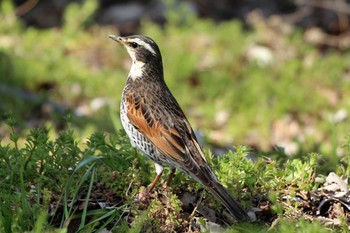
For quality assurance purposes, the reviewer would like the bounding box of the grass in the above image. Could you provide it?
[0,0,349,232]
[1,120,348,232]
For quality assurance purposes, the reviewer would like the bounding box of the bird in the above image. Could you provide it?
[109,34,249,221]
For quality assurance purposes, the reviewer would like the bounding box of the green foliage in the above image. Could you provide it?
[338,135,350,176]
[268,218,332,233]
[142,192,184,232]
[0,0,350,232]
[213,146,319,207]
[0,124,79,231]
[0,116,152,232]
[0,117,348,232]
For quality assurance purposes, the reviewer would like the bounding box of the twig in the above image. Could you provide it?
[15,0,39,17]
[187,190,205,233]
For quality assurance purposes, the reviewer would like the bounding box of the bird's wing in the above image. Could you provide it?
[125,92,212,182]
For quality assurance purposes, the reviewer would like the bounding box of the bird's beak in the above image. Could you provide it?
[109,35,124,44]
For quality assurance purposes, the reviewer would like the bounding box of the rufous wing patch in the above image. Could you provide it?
[125,92,212,183]
[126,93,187,162]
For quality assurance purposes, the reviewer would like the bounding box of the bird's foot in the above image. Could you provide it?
[161,182,172,192]
[135,187,153,209]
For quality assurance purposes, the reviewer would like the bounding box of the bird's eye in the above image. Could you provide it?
[130,42,138,48]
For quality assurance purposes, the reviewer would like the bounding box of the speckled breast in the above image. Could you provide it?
[120,94,163,165]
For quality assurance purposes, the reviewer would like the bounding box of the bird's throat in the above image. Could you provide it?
[128,60,145,80]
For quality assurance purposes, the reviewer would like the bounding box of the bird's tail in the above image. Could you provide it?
[207,181,249,221]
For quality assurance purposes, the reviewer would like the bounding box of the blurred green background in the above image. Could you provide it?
[1,0,350,232]
[2,0,350,171]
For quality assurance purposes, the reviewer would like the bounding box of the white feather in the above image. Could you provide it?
[123,37,155,79]
[154,163,164,175]
[128,60,145,79]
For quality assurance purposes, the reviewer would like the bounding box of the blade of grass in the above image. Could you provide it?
[33,208,47,233]
[62,156,103,226]
[63,155,102,220]
[78,205,127,232]
[94,206,127,232]
[78,167,95,230]
[63,163,95,226]
[75,156,103,171]
[19,168,32,228]
[101,157,119,171]
[0,199,13,233]
[49,186,64,226]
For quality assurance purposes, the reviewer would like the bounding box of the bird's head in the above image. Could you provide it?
[109,35,163,80]
[109,35,162,64]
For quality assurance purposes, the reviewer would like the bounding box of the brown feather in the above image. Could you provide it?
[114,34,249,221]
[126,93,186,162]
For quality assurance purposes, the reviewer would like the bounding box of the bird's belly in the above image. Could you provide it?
[120,102,164,164]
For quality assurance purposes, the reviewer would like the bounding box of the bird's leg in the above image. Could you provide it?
[148,163,163,193]
[148,174,161,193]
[166,167,176,188]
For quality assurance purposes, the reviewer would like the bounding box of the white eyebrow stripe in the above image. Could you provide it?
[129,38,156,55]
